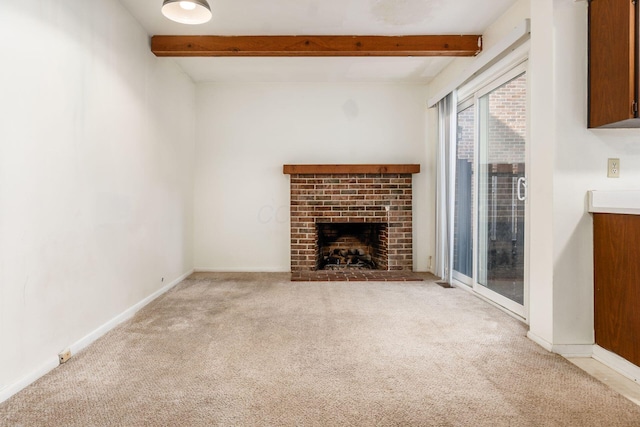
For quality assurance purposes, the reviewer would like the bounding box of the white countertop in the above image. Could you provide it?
[588,190,640,215]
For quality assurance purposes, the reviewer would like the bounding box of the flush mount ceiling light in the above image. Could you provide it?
[162,0,212,25]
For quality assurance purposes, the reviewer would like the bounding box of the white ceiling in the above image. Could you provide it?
[118,0,519,83]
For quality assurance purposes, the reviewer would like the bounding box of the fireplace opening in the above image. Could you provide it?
[316,223,388,270]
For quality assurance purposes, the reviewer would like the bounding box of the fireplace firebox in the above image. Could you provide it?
[316,222,387,270]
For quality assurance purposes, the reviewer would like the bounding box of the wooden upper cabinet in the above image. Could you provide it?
[589,0,638,128]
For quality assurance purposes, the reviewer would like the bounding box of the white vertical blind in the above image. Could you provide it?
[435,92,457,282]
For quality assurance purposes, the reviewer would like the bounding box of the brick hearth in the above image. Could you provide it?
[284,164,420,276]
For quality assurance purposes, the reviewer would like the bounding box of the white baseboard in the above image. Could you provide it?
[526,331,553,352]
[0,269,193,404]
[68,269,193,355]
[526,339,640,384]
[0,357,59,404]
[593,345,640,383]
[551,344,594,358]
[526,332,593,358]
[194,267,289,273]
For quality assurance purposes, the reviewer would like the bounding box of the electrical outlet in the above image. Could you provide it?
[608,158,620,178]
[58,349,72,364]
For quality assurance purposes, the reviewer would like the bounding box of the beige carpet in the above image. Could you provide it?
[2,273,640,426]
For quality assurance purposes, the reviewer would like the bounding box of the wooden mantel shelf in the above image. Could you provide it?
[283,164,420,175]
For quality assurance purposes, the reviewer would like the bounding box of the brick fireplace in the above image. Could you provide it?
[284,164,420,276]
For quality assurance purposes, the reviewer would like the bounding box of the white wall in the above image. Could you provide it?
[194,83,431,272]
[0,0,195,398]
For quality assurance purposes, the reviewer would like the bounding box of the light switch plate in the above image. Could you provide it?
[608,158,620,178]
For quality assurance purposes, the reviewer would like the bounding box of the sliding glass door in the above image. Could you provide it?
[475,68,527,316]
[453,63,528,318]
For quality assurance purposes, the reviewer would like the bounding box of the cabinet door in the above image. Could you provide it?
[594,214,640,367]
[589,0,636,128]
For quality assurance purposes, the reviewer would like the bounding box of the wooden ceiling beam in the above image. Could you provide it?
[151,35,482,57]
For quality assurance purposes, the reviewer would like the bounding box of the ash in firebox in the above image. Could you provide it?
[320,248,377,270]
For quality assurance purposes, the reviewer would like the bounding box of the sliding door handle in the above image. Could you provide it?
[517,177,527,202]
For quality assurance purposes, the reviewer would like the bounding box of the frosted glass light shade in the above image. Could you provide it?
[162,0,212,25]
